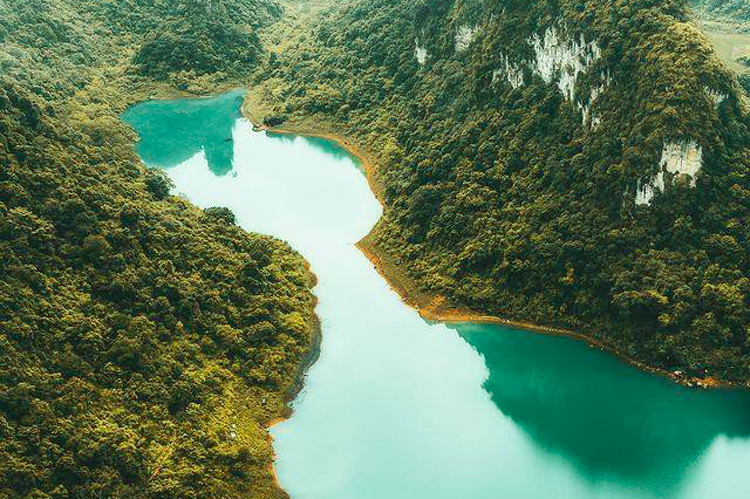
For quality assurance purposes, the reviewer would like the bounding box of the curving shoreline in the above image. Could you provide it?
[242,104,750,496]
[263,264,322,499]
[234,101,750,499]
[248,114,749,392]
[356,234,730,388]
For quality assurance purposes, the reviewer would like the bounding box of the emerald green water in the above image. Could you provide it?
[123,91,750,499]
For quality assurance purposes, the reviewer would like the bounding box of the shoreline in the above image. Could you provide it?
[264,265,322,498]
[241,100,749,495]
[262,126,384,201]
[265,417,287,497]
[248,111,748,392]
[356,233,733,390]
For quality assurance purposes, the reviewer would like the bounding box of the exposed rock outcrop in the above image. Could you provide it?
[635,141,703,206]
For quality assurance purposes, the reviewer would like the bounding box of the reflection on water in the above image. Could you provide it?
[124,90,750,499]
[122,89,244,175]
[455,323,750,491]
[268,132,298,144]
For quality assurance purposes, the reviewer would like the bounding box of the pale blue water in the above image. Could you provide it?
[124,91,750,499]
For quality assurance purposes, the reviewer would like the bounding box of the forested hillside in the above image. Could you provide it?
[125,0,281,80]
[254,0,750,383]
[4,0,750,496]
[1,1,317,498]
[1,0,281,91]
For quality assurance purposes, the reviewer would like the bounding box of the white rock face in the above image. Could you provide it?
[491,25,607,125]
[578,71,611,127]
[635,140,703,206]
[530,27,602,101]
[492,55,524,89]
[661,140,702,186]
[634,182,654,206]
[704,86,727,107]
[455,25,480,52]
[635,173,665,206]
[415,39,429,65]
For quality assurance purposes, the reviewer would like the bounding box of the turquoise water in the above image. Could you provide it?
[123,91,750,499]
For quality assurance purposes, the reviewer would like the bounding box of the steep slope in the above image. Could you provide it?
[122,0,282,80]
[0,0,282,91]
[1,1,316,498]
[255,0,750,383]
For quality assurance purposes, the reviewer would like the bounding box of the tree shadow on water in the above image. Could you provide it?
[265,132,297,144]
[265,133,357,162]
[301,136,351,160]
[450,322,750,493]
[121,89,244,176]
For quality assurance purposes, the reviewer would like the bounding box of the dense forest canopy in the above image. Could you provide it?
[1,1,315,498]
[253,0,750,382]
[0,0,281,93]
[4,0,750,496]
[126,0,283,79]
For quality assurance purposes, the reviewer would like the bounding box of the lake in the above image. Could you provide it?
[123,90,750,499]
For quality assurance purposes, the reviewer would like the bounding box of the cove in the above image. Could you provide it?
[123,91,750,499]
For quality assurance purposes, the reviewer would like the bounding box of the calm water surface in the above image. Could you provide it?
[123,90,750,499]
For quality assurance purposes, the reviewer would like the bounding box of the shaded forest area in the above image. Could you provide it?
[254,0,750,383]
[1,1,316,498]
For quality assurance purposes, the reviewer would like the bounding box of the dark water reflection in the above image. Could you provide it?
[124,90,750,499]
[122,89,244,176]
[267,133,357,162]
[455,322,750,491]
